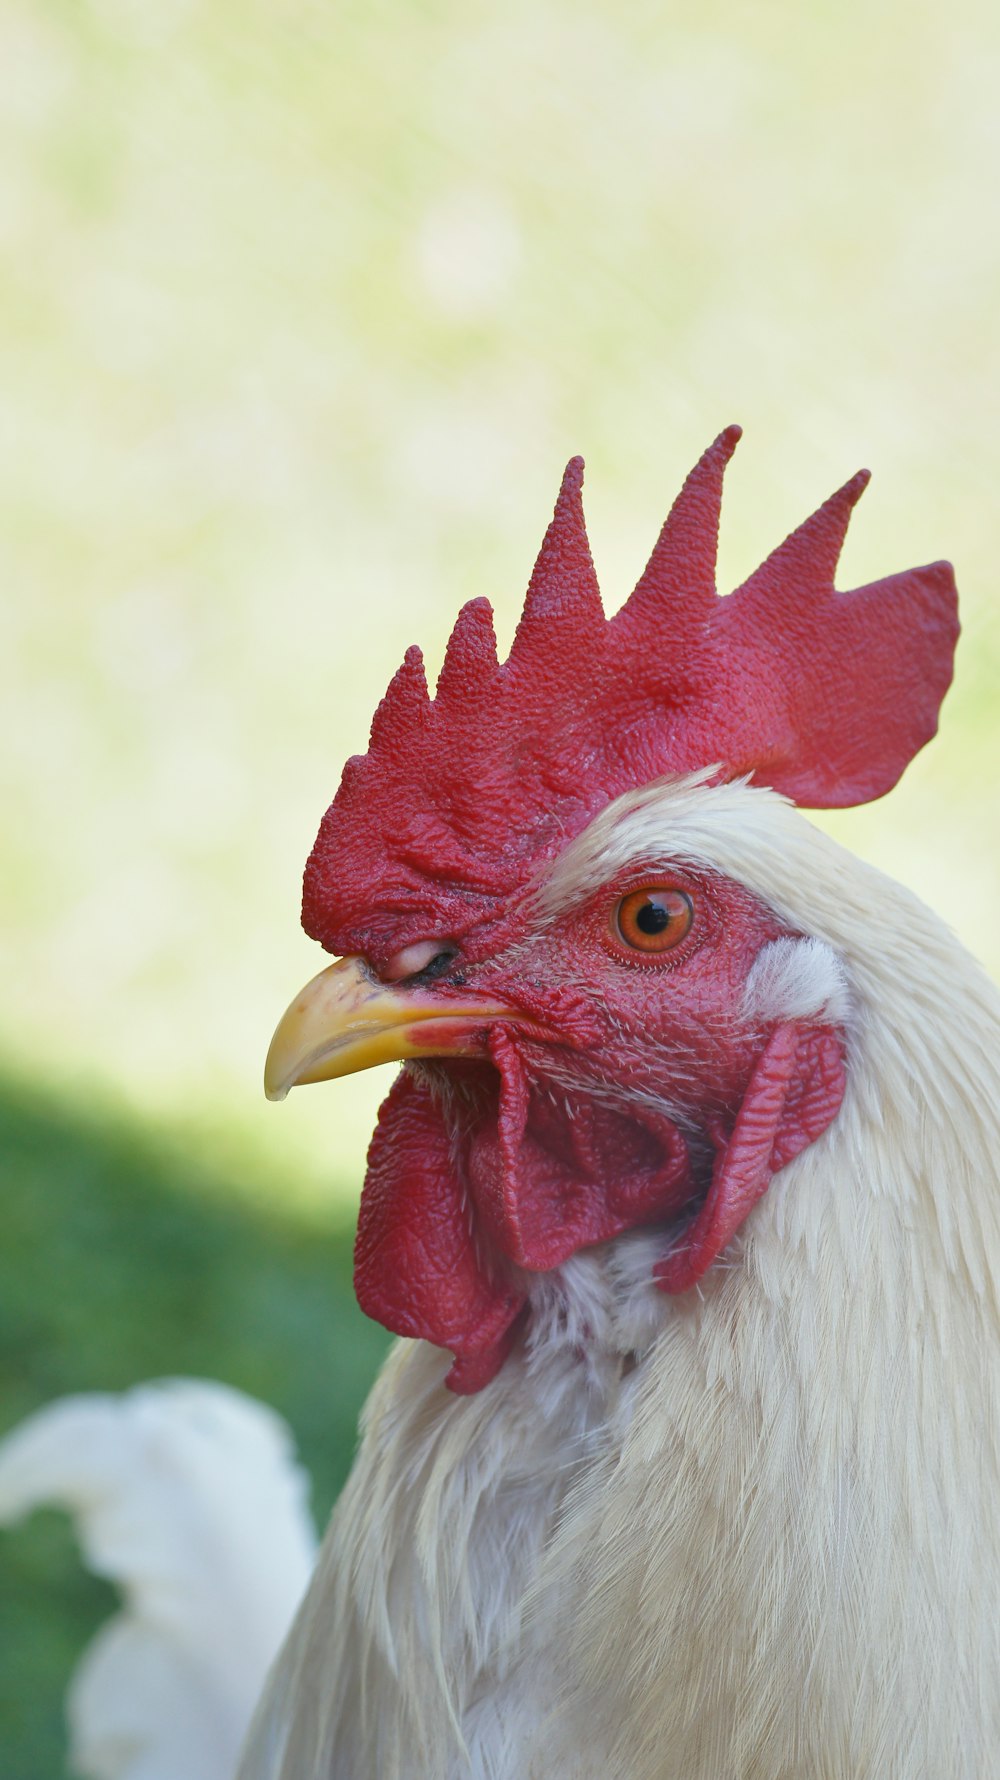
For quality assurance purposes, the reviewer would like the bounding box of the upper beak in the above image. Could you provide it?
[264,955,514,1102]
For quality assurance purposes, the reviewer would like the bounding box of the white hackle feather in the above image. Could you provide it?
[238,773,1000,1780]
[0,1380,317,1780]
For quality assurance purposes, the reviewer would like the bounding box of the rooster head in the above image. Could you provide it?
[265,429,958,1391]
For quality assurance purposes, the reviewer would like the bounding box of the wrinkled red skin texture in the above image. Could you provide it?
[301,432,957,1390]
[352,866,847,1390]
[653,1023,846,1295]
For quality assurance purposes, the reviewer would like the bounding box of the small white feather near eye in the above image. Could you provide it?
[742,935,852,1029]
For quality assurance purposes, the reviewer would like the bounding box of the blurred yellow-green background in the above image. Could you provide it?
[1,1,999,1773]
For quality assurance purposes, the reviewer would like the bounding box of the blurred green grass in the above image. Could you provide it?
[0,1074,390,1780]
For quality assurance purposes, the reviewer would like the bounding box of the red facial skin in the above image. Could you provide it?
[351,865,846,1392]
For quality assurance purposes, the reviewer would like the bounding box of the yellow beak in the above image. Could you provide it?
[264,955,513,1102]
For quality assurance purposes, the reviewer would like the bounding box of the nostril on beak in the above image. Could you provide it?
[381,940,457,983]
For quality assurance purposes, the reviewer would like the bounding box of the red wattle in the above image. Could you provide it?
[354,1070,526,1385]
[355,1043,696,1389]
[467,1030,694,1271]
[655,1023,846,1294]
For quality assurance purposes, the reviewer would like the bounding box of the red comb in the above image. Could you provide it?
[303,429,958,952]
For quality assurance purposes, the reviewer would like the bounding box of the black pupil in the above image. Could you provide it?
[636,898,671,935]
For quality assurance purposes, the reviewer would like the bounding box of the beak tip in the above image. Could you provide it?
[263,1061,292,1102]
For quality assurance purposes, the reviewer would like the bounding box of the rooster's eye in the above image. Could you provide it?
[614,887,694,955]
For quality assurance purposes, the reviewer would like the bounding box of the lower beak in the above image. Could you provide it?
[264,955,513,1102]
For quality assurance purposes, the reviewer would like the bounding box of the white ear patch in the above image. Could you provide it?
[742,935,851,1029]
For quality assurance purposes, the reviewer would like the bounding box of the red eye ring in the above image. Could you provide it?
[614,887,694,955]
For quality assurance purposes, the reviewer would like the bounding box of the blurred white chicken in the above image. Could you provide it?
[0,1382,315,1780]
[4,430,998,1780]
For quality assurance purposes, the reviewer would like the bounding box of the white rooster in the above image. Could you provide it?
[4,428,999,1780]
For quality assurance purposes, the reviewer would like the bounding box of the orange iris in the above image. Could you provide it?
[614,887,694,955]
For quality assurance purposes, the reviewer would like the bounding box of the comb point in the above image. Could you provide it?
[508,451,603,672]
[436,599,499,707]
[368,644,429,751]
[621,423,741,636]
